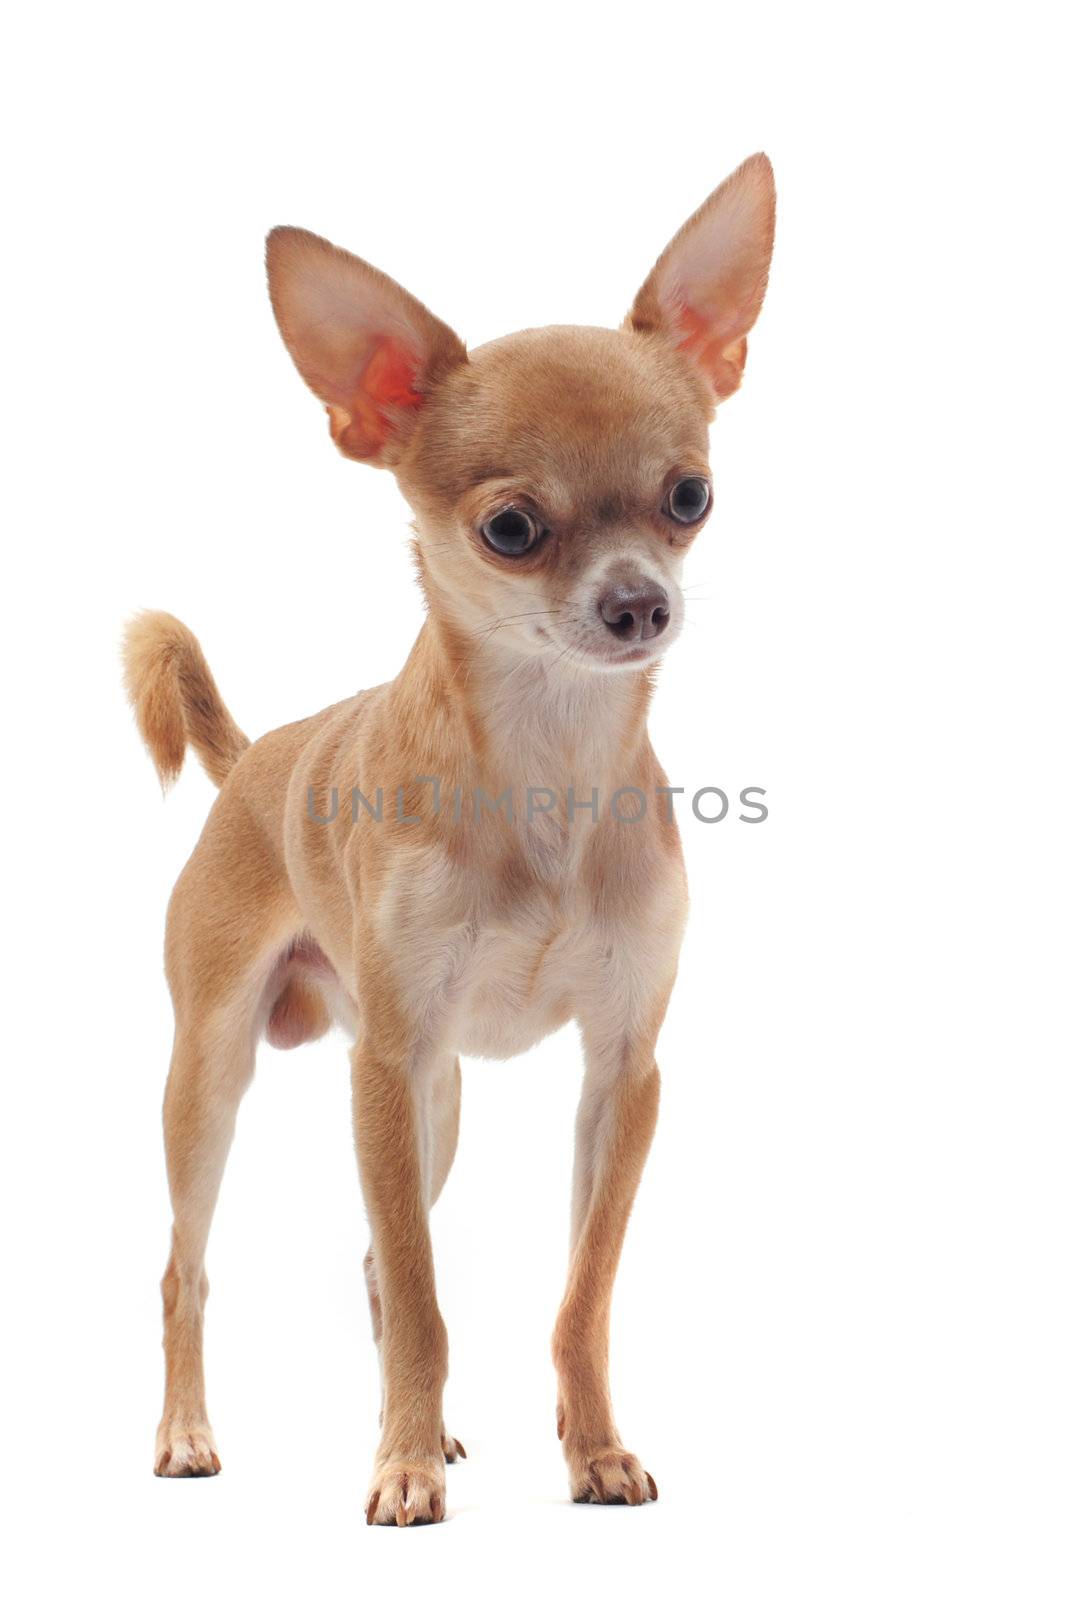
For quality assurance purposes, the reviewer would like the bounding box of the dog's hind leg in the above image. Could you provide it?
[152,812,296,1477]
[154,1008,258,1476]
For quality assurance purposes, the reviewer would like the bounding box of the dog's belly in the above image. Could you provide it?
[450,923,577,1061]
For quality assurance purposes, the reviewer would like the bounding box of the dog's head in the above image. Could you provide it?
[267,155,774,674]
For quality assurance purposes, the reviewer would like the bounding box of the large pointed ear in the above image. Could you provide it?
[265,227,467,465]
[627,153,775,403]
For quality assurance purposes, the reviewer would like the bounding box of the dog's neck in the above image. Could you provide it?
[397,610,655,801]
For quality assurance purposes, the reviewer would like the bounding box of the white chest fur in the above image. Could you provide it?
[373,841,586,1061]
[371,829,684,1065]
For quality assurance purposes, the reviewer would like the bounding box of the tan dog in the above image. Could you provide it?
[124,153,775,1524]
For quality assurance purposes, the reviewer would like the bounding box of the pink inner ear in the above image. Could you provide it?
[677,302,713,364]
[363,339,421,411]
[674,301,746,398]
[338,337,423,458]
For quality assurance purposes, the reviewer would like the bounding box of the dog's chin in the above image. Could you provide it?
[531,632,675,675]
[578,643,669,674]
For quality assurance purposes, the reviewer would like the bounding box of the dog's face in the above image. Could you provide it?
[397,325,713,673]
[267,155,774,675]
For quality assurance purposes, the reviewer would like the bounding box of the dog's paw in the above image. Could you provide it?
[154,1420,221,1477]
[441,1427,467,1465]
[569,1446,657,1506]
[366,1458,445,1526]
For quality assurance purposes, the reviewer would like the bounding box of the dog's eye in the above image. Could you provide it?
[665,477,711,524]
[481,507,542,556]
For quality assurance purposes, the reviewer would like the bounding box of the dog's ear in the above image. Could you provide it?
[266,227,467,465]
[627,154,775,403]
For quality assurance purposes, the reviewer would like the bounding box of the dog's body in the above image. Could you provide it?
[125,156,775,1524]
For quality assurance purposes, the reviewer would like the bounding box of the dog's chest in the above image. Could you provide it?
[377,842,592,1061]
[450,913,581,1059]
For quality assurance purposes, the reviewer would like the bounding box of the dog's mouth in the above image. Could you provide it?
[531,623,676,673]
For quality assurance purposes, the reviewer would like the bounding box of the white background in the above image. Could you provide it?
[3,3,1064,1596]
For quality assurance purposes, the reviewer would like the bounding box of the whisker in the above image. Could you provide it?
[471,608,564,642]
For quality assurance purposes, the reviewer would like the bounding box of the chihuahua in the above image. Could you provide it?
[124,153,775,1524]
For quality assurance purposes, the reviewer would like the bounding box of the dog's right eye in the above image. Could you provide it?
[480,507,542,556]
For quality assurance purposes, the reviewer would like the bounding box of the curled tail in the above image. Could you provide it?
[123,611,250,789]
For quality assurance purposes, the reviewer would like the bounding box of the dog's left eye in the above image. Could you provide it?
[481,507,542,556]
[665,476,712,524]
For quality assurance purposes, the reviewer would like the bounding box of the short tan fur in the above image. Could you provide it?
[125,154,775,1523]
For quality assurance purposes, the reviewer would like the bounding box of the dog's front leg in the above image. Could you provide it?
[352,1035,449,1526]
[551,1005,667,1506]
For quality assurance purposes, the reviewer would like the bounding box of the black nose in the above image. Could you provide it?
[598,580,671,642]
